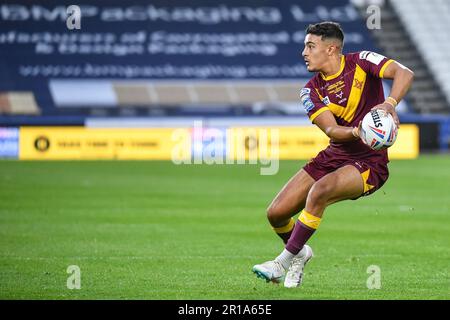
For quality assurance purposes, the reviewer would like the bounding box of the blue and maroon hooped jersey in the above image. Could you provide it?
[300,51,394,161]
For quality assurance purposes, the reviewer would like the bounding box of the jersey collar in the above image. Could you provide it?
[320,55,345,81]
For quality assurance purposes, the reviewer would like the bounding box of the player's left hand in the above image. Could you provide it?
[371,103,400,128]
[352,121,364,142]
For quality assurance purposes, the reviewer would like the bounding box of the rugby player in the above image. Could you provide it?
[252,21,414,288]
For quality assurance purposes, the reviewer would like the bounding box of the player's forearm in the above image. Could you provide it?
[325,125,358,142]
[386,66,414,104]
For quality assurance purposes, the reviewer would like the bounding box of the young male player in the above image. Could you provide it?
[252,21,414,288]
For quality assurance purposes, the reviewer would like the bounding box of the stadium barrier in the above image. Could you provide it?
[400,114,450,152]
[0,125,420,160]
[19,127,191,160]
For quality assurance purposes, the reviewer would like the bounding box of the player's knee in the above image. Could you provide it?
[308,181,333,206]
[266,203,284,225]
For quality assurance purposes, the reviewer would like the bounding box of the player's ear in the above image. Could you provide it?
[326,44,336,56]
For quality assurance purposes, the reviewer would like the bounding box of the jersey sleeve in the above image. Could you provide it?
[300,82,329,123]
[354,51,394,79]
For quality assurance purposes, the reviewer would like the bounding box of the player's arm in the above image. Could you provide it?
[313,109,359,143]
[373,61,414,127]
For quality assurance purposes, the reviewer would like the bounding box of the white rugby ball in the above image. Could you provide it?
[360,109,398,150]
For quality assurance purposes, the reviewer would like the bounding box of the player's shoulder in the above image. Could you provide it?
[347,51,388,65]
[345,51,366,63]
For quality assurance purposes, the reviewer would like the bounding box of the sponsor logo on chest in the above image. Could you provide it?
[327,80,345,95]
[326,80,348,105]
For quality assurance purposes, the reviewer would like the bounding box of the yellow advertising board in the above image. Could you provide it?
[19,127,191,160]
[387,124,419,159]
[228,127,329,160]
[18,124,418,160]
[228,124,419,160]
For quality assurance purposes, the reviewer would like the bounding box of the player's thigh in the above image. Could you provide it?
[307,165,364,208]
[267,169,315,225]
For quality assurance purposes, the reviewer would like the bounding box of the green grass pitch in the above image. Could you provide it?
[0,155,449,299]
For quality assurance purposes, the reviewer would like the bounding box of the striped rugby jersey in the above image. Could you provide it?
[300,51,394,160]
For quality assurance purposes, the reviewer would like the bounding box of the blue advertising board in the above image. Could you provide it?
[0,127,19,158]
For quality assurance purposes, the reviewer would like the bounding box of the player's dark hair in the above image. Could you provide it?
[306,21,344,45]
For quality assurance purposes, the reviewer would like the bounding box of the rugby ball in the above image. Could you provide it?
[360,109,398,150]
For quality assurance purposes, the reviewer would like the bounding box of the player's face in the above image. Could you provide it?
[302,34,330,72]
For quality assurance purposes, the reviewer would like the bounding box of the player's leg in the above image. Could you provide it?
[253,164,364,285]
[266,169,315,244]
[281,164,364,287]
[285,164,363,255]
[252,169,315,283]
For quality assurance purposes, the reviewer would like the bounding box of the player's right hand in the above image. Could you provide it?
[371,103,400,128]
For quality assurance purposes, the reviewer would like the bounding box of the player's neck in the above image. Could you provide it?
[320,54,343,78]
